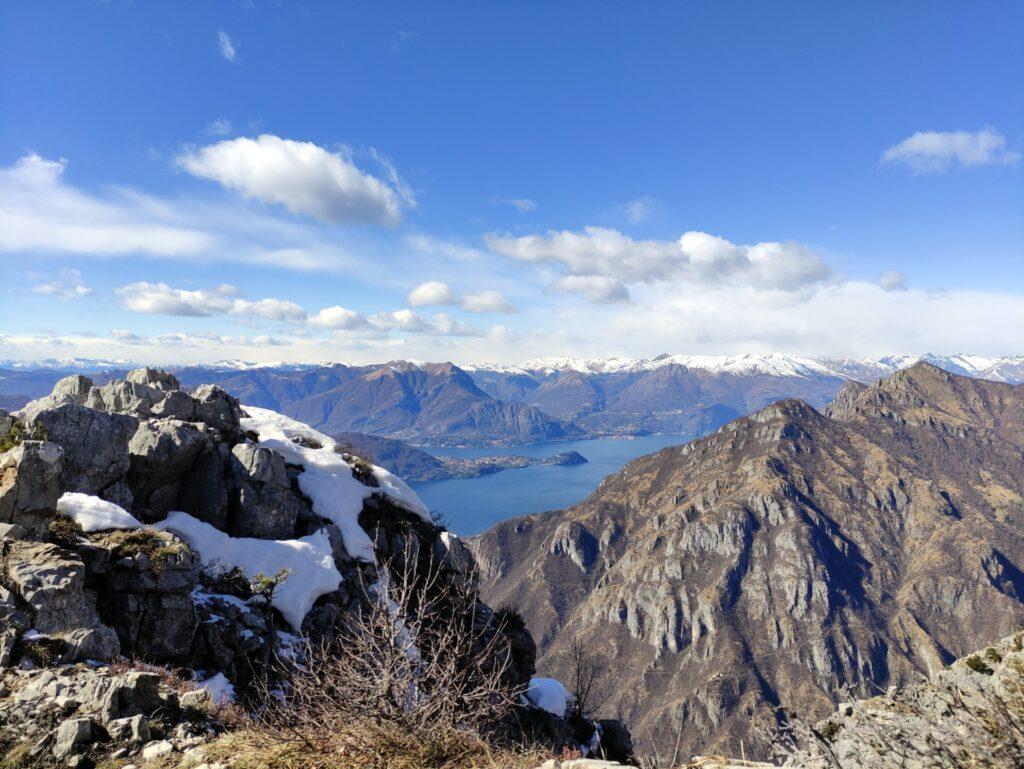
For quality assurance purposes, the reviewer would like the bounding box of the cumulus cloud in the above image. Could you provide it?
[369,309,482,337]
[486,227,831,302]
[549,275,630,304]
[177,135,406,226]
[882,127,1020,173]
[407,280,456,307]
[459,290,516,313]
[308,305,371,330]
[218,31,237,62]
[116,282,306,321]
[880,270,908,291]
[31,269,92,300]
[0,154,212,256]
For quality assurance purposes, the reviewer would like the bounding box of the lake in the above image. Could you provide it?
[410,434,693,536]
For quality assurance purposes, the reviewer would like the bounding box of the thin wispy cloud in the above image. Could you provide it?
[493,196,538,214]
[218,31,238,62]
[882,127,1020,174]
[30,269,93,300]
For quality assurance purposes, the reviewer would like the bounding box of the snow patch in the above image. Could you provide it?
[57,492,142,533]
[526,677,573,718]
[157,511,341,631]
[240,406,429,562]
[198,672,236,704]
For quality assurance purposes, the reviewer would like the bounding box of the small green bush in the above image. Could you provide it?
[818,720,842,743]
[985,647,1003,664]
[0,419,50,453]
[965,654,994,675]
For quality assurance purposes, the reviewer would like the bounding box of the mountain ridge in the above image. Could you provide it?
[470,362,1024,758]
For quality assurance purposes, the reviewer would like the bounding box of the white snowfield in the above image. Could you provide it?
[57,492,143,533]
[526,677,573,718]
[240,406,430,562]
[156,511,341,632]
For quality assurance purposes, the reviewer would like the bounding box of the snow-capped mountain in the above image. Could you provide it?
[468,352,1024,383]
[3,353,1021,445]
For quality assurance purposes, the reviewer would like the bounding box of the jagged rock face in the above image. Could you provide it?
[473,363,1024,758]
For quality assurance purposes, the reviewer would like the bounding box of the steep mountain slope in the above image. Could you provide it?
[471,363,1024,758]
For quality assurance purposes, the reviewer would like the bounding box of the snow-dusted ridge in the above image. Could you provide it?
[465,352,1024,382]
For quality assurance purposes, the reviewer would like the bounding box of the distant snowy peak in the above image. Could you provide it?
[469,353,1024,383]
[0,357,139,372]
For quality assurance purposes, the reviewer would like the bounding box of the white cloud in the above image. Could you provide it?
[406,234,484,261]
[205,118,232,136]
[31,269,92,300]
[0,154,212,256]
[308,305,371,330]
[116,282,306,322]
[407,280,456,307]
[486,227,831,302]
[549,275,630,304]
[623,196,652,224]
[117,282,238,316]
[218,31,237,62]
[495,196,538,213]
[882,127,1020,173]
[369,309,482,337]
[230,298,308,322]
[459,290,516,313]
[177,135,405,226]
[879,270,908,291]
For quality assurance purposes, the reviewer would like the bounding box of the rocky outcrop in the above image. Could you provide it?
[0,368,628,764]
[473,363,1024,759]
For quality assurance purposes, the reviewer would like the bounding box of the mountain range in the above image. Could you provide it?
[1,353,1022,446]
[470,362,1024,757]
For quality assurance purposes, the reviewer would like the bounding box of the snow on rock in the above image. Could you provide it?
[156,511,341,631]
[198,672,236,704]
[527,677,573,718]
[240,406,429,562]
[56,492,143,532]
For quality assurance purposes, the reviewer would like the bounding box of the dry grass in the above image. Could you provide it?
[204,724,553,769]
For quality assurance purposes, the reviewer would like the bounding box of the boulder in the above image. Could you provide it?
[52,717,93,759]
[151,390,196,421]
[0,440,64,536]
[0,522,28,540]
[128,420,210,515]
[17,375,94,423]
[192,384,242,437]
[5,541,120,660]
[31,403,136,497]
[107,713,151,743]
[86,380,164,419]
[177,445,230,529]
[126,368,180,392]
[229,441,302,539]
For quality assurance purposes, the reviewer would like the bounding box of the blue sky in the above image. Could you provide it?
[1,1,1022,364]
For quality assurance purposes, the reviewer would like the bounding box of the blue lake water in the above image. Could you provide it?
[410,434,693,536]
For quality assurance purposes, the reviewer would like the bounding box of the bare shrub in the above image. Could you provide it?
[250,544,525,767]
[564,634,609,720]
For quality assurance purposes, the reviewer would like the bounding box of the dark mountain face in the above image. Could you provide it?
[172,362,578,447]
[470,363,1024,758]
